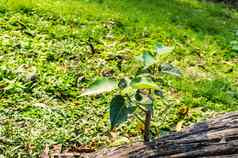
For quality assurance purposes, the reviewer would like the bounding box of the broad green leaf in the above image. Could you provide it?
[110,95,128,128]
[136,52,155,68]
[160,63,182,77]
[143,52,155,68]
[81,79,117,96]
[156,44,174,55]
[131,77,159,89]
[127,105,137,114]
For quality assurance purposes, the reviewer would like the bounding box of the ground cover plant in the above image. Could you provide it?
[0,0,238,157]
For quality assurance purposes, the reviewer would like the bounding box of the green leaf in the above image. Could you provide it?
[230,41,238,51]
[232,45,238,51]
[230,41,238,45]
[120,86,135,96]
[137,94,153,105]
[156,44,174,55]
[160,63,182,77]
[131,77,159,89]
[136,52,155,68]
[143,52,155,68]
[127,105,137,114]
[110,95,128,128]
[81,79,117,96]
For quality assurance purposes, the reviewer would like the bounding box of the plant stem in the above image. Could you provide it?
[137,103,147,112]
[134,113,144,123]
[144,103,153,142]
[126,94,147,112]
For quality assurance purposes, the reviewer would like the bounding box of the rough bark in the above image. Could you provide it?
[52,112,238,158]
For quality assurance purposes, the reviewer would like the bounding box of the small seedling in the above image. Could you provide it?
[81,44,180,142]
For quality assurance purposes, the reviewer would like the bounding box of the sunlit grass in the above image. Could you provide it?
[0,0,238,156]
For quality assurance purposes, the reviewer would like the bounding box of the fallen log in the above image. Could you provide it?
[83,112,238,158]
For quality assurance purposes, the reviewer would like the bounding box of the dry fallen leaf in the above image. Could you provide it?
[52,144,62,154]
[178,106,189,116]
[109,131,118,142]
[176,120,184,132]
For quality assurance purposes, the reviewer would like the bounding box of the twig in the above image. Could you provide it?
[88,37,96,54]
[144,103,153,142]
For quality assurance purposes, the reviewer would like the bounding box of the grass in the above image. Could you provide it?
[0,0,238,156]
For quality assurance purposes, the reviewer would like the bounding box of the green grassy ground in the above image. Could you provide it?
[0,0,238,157]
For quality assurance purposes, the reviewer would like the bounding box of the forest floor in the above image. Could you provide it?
[0,0,238,157]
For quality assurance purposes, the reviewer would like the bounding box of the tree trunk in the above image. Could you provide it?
[52,112,238,158]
